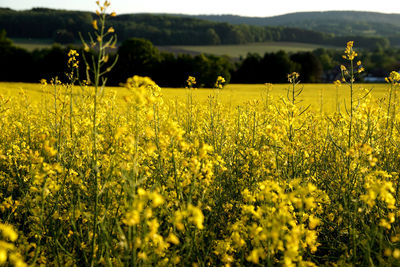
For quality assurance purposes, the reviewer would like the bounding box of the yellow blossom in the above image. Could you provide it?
[166,232,180,245]
[394,249,400,259]
[92,20,98,30]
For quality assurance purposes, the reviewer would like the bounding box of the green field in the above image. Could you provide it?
[11,38,58,51]
[159,42,341,57]
[0,81,388,113]
[10,38,339,56]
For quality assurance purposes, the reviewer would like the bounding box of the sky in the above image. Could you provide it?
[0,0,400,17]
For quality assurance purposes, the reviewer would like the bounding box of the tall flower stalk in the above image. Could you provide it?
[340,41,365,264]
[79,1,118,265]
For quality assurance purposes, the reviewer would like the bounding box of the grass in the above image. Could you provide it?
[11,38,56,51]
[159,42,340,58]
[12,38,337,58]
[0,81,388,113]
[11,38,338,56]
[11,38,84,51]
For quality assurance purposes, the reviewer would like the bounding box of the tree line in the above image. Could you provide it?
[1,31,399,86]
[0,8,392,50]
[189,12,400,43]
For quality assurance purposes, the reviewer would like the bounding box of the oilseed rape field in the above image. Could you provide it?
[0,82,389,113]
[2,2,400,267]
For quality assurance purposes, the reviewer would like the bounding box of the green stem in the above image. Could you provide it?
[90,13,106,267]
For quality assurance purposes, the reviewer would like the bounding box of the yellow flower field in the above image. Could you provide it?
[2,2,400,266]
[0,81,389,113]
[1,69,400,266]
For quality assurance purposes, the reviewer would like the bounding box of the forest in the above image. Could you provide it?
[0,8,391,49]
[1,29,400,86]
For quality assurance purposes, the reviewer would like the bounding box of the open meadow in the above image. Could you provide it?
[11,39,338,57]
[10,38,56,52]
[158,42,340,58]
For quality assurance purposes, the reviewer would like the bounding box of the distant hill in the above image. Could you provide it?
[181,11,400,37]
[0,8,396,49]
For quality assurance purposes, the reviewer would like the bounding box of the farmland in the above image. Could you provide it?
[158,42,340,57]
[10,38,56,52]
[0,81,388,112]
[10,38,338,57]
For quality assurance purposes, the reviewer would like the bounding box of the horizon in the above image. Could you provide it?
[1,7,400,18]
[0,0,400,17]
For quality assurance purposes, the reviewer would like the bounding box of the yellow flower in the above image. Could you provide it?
[84,44,90,52]
[287,72,300,83]
[150,192,164,207]
[68,49,79,57]
[0,249,7,264]
[123,210,140,226]
[188,204,204,229]
[92,20,98,30]
[166,232,180,245]
[138,252,147,260]
[246,249,261,264]
[387,71,400,83]
[393,249,400,259]
[215,75,226,89]
[388,212,395,223]
[137,188,146,196]
[347,41,354,48]
[308,215,320,230]
[343,41,357,60]
[0,224,18,242]
[186,76,196,88]
[379,219,391,229]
